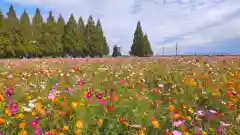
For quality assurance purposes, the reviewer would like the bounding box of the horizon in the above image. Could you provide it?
[0,0,240,55]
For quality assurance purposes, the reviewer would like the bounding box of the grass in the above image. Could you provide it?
[0,56,239,135]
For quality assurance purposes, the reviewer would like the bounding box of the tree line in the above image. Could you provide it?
[0,5,153,58]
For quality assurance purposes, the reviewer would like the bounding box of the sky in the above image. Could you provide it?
[0,0,240,55]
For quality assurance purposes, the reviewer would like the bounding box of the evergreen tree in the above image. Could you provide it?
[76,16,86,57]
[61,14,78,56]
[78,17,85,41]
[85,16,102,57]
[96,19,109,56]
[103,36,109,55]
[55,14,65,57]
[0,9,4,30]
[130,21,145,57]
[143,34,153,56]
[20,9,32,56]
[5,5,24,58]
[41,11,58,56]
[32,8,44,57]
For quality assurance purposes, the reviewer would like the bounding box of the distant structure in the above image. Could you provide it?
[112,44,122,57]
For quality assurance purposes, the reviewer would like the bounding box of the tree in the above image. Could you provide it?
[85,16,103,57]
[61,14,78,56]
[130,21,145,57]
[0,9,4,30]
[32,8,44,57]
[5,5,24,58]
[20,9,32,56]
[56,14,65,57]
[96,19,109,56]
[41,11,58,56]
[143,34,153,56]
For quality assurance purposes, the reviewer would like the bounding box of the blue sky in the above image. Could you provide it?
[1,0,240,55]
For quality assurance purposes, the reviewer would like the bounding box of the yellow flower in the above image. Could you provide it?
[18,130,28,135]
[17,113,25,119]
[58,133,65,135]
[152,120,160,128]
[123,122,129,127]
[71,101,78,108]
[195,116,201,121]
[5,108,11,116]
[63,125,69,131]
[202,131,207,135]
[78,101,85,106]
[97,119,103,127]
[76,120,84,129]
[185,116,192,120]
[35,102,43,109]
[32,111,36,116]
[75,129,81,135]
[19,122,27,129]
[184,132,191,135]
[173,113,181,119]
[212,89,221,96]
[188,108,194,114]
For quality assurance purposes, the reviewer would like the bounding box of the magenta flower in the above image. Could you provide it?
[98,99,108,105]
[10,103,18,114]
[6,88,14,96]
[30,120,38,128]
[96,92,103,100]
[35,128,41,135]
[65,87,71,92]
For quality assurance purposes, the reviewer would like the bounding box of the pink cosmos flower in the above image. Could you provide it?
[172,130,182,135]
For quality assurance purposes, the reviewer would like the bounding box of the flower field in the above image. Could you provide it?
[0,56,239,135]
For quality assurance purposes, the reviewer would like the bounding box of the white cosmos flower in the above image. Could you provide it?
[23,107,32,112]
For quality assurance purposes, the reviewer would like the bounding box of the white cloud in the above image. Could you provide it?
[6,0,240,54]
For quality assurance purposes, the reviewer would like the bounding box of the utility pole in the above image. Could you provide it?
[175,42,178,56]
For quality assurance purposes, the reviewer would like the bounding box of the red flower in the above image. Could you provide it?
[107,106,116,110]
[171,98,177,102]
[226,90,233,97]
[153,88,159,94]
[72,67,80,71]
[119,80,125,84]
[227,104,233,110]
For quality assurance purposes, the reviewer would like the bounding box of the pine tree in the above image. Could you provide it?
[76,16,86,57]
[143,34,153,56]
[78,17,85,41]
[41,11,58,56]
[32,8,44,57]
[56,14,65,57]
[84,16,95,57]
[61,14,78,56]
[96,19,109,56]
[0,9,4,30]
[5,5,24,58]
[130,21,145,57]
[20,9,32,57]
[103,36,109,55]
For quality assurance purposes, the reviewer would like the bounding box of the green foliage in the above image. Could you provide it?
[130,21,153,57]
[143,34,153,56]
